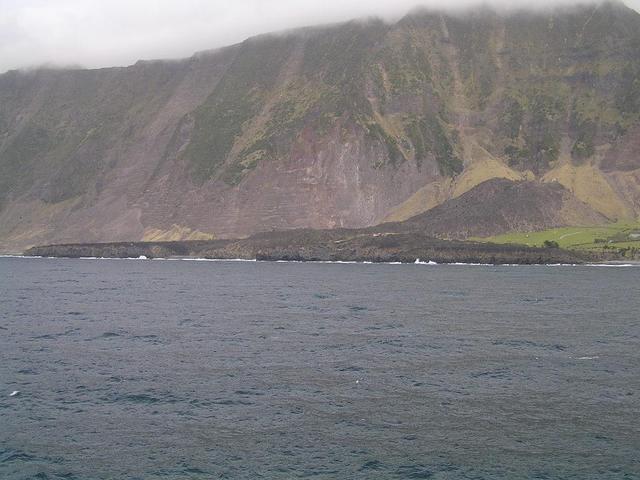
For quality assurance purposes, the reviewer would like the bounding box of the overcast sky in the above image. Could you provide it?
[1,0,639,73]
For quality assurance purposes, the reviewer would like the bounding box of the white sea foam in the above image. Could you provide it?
[585,263,637,267]
[176,258,257,262]
[3,255,638,267]
[414,259,437,265]
[77,257,132,260]
[451,262,493,266]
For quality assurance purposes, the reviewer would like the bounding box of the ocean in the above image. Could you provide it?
[1,257,639,479]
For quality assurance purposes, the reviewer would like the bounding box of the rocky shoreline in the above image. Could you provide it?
[24,229,604,265]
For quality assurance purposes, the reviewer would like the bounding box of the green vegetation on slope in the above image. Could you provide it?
[0,62,186,204]
[179,1,640,187]
[405,114,463,174]
[444,10,498,107]
[183,37,297,184]
[0,124,51,205]
[475,222,640,257]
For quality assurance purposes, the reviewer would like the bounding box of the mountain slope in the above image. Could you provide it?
[1,1,640,252]
[388,178,607,239]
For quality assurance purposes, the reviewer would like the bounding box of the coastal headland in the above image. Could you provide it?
[25,227,605,265]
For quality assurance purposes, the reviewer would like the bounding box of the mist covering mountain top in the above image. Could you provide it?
[1,0,639,252]
[2,0,638,73]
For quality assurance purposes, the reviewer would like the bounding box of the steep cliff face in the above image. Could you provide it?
[1,1,639,252]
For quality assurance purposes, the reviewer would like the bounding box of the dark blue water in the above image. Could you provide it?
[1,257,639,479]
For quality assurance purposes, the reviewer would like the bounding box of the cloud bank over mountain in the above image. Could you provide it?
[1,0,638,73]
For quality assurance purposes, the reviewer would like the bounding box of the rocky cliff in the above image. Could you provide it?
[1,1,639,252]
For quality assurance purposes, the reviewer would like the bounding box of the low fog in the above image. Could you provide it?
[1,0,638,73]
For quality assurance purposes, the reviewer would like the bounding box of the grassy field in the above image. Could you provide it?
[474,222,640,254]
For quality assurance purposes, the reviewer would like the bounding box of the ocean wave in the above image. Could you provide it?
[414,259,438,265]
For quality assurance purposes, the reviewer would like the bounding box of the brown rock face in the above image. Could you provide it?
[1,2,640,253]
